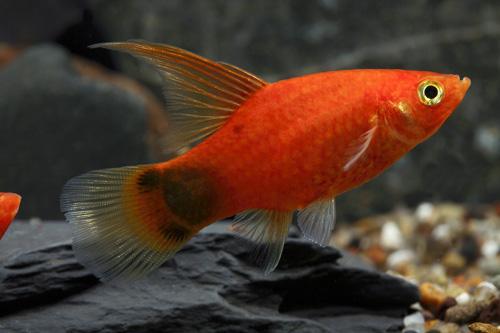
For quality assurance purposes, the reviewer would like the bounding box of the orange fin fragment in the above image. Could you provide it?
[91,40,268,154]
[61,165,195,284]
[297,197,336,247]
[232,209,293,275]
[0,192,21,240]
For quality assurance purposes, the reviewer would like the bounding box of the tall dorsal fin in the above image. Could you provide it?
[91,40,268,154]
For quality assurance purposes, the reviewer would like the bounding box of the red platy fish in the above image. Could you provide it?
[0,192,21,240]
[61,40,470,283]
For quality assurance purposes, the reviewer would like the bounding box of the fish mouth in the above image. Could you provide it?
[459,76,471,94]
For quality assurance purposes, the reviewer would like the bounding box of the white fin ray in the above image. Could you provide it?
[343,125,378,171]
[91,40,268,154]
[232,209,293,275]
[297,197,336,247]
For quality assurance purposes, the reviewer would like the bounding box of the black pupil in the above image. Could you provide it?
[424,85,438,99]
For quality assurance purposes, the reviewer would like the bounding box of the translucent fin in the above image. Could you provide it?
[90,40,268,154]
[297,197,336,247]
[61,165,195,284]
[343,125,378,171]
[232,209,293,275]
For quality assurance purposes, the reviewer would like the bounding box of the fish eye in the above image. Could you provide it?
[418,80,444,106]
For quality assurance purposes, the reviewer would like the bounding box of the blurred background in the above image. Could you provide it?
[0,0,498,222]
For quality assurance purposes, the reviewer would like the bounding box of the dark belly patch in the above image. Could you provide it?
[161,167,218,226]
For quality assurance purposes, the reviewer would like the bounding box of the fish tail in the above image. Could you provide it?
[61,164,211,284]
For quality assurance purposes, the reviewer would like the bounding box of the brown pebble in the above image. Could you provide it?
[437,297,458,320]
[442,251,467,274]
[424,319,439,331]
[430,321,461,333]
[364,243,387,267]
[422,309,436,321]
[453,274,468,286]
[420,282,448,313]
[445,300,490,324]
[478,298,500,323]
[469,322,500,333]
[467,277,486,288]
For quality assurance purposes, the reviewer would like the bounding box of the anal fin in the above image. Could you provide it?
[297,197,336,247]
[232,209,293,275]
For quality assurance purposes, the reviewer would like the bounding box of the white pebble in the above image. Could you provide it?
[482,240,500,258]
[380,220,404,250]
[386,249,416,268]
[432,223,451,242]
[415,202,434,222]
[477,281,497,291]
[403,318,425,333]
[455,292,470,305]
[474,281,500,301]
[403,311,425,326]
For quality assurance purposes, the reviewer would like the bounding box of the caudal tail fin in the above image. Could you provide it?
[61,165,197,284]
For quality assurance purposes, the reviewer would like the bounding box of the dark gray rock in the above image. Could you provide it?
[0,44,151,219]
[0,221,418,333]
[0,243,97,316]
[0,0,86,44]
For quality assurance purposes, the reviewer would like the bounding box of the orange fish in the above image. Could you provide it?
[61,40,470,284]
[0,192,21,240]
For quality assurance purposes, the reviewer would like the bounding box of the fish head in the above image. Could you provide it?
[382,71,470,144]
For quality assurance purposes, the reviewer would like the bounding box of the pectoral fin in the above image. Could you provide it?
[232,209,293,275]
[343,125,377,171]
